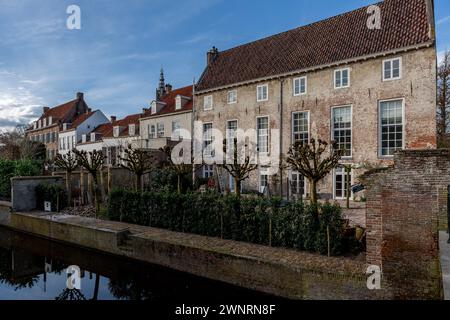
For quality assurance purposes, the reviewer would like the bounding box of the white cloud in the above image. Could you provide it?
[437,16,450,25]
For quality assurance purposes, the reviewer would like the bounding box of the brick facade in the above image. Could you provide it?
[363,149,448,299]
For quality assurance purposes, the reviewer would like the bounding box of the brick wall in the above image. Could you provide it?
[363,150,448,299]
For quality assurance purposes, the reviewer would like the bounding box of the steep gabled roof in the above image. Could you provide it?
[196,0,433,92]
[41,99,79,121]
[142,85,193,118]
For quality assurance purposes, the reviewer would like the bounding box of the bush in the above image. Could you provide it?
[35,183,67,212]
[107,190,350,256]
[0,158,41,201]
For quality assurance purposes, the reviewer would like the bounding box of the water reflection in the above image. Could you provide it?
[0,227,282,301]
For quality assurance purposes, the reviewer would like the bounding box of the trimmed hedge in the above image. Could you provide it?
[107,190,346,256]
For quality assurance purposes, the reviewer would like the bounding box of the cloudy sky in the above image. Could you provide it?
[0,0,449,132]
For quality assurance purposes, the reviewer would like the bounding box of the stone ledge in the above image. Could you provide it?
[2,211,386,300]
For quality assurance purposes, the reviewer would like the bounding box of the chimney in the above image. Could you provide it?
[110,116,117,123]
[43,106,50,114]
[165,84,172,94]
[207,46,219,66]
[76,92,84,101]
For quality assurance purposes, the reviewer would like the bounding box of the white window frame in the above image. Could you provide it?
[203,122,214,158]
[378,98,405,158]
[227,90,237,104]
[331,105,353,159]
[203,165,214,178]
[292,111,310,144]
[256,84,269,102]
[259,167,269,194]
[333,166,353,200]
[204,95,213,111]
[290,171,307,197]
[334,68,350,89]
[293,76,307,96]
[256,116,269,155]
[157,123,165,138]
[149,124,156,139]
[382,57,402,81]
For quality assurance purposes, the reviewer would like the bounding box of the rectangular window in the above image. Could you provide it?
[293,76,307,96]
[203,123,214,157]
[227,90,237,104]
[332,106,352,157]
[259,168,269,194]
[379,99,404,157]
[204,95,213,111]
[257,117,269,154]
[149,125,156,139]
[157,123,165,138]
[203,165,214,178]
[290,171,306,197]
[383,57,402,81]
[226,120,238,154]
[292,112,309,144]
[257,84,268,102]
[172,120,181,140]
[334,68,350,89]
[334,167,352,199]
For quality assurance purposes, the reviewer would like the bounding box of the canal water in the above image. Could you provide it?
[0,227,285,301]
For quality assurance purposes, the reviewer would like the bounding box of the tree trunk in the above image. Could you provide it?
[80,168,85,205]
[309,179,318,206]
[235,177,241,198]
[92,274,100,301]
[92,174,100,217]
[346,167,351,209]
[136,174,142,192]
[177,174,181,194]
[66,171,72,207]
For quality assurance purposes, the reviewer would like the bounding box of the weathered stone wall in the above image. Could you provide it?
[363,149,449,300]
[195,47,437,197]
[5,211,389,300]
[11,176,64,212]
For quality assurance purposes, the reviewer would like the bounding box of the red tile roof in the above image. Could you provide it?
[41,99,79,121]
[102,114,141,138]
[69,111,95,129]
[142,85,193,118]
[196,0,433,92]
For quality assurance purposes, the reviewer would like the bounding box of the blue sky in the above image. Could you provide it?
[0,0,449,131]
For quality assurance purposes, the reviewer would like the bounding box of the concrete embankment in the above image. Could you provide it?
[0,207,384,300]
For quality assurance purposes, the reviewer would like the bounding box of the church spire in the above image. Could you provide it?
[156,68,166,100]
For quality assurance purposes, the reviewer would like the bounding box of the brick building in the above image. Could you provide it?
[26,92,91,160]
[194,0,437,199]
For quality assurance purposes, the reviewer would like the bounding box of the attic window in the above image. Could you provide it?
[129,124,136,136]
[176,95,182,110]
[113,126,120,138]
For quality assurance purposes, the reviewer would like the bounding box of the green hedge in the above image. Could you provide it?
[0,158,41,201]
[107,190,346,256]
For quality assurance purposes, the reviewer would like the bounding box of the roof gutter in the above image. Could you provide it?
[195,41,435,95]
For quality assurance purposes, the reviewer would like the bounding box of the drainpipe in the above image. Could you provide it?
[279,78,285,198]
[192,78,196,187]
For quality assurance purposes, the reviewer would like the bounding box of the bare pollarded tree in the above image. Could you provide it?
[119,145,158,192]
[219,138,258,198]
[161,145,192,194]
[54,151,78,206]
[286,139,343,212]
[73,149,105,215]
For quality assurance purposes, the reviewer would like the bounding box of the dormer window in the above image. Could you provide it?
[113,126,120,138]
[48,116,53,125]
[82,134,87,143]
[33,122,37,130]
[43,118,47,127]
[90,132,96,142]
[129,124,136,136]
[176,95,182,110]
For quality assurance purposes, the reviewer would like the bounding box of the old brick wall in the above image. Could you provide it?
[363,150,449,299]
[195,47,437,198]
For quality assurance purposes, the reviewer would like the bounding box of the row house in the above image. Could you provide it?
[58,110,109,155]
[194,0,437,199]
[76,114,141,166]
[26,92,91,160]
